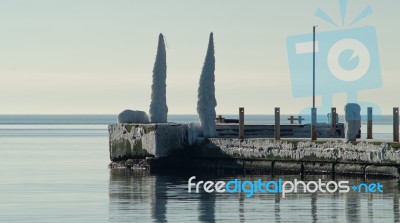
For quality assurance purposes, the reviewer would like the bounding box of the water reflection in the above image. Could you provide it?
[311,192,318,223]
[330,192,339,222]
[394,192,399,223]
[109,171,400,222]
[368,193,373,223]
[346,190,360,223]
[274,193,281,223]
[151,176,167,223]
[239,192,245,222]
[109,169,156,222]
[198,190,216,222]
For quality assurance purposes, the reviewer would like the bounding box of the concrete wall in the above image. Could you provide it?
[109,123,399,165]
[207,138,400,164]
[109,123,400,177]
[108,123,187,161]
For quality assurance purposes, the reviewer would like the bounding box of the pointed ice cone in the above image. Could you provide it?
[149,33,168,123]
[197,32,217,137]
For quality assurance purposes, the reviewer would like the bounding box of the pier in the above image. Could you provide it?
[108,108,400,178]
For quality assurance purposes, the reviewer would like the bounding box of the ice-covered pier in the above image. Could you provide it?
[108,123,400,178]
[108,32,400,178]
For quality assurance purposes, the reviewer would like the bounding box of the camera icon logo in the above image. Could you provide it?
[286,1,382,116]
[287,27,381,97]
[328,37,370,82]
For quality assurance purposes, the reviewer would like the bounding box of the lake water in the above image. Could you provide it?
[0,115,398,222]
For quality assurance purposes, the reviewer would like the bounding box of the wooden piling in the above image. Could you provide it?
[331,107,336,138]
[239,107,244,140]
[271,161,275,178]
[367,107,373,139]
[298,116,303,124]
[274,107,280,140]
[363,165,368,181]
[311,108,317,140]
[394,107,399,142]
[288,115,294,124]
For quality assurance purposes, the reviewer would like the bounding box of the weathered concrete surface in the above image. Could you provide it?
[108,123,400,177]
[176,138,400,177]
[206,138,400,164]
[108,123,187,161]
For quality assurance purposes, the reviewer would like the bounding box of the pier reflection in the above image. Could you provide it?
[108,171,400,222]
[346,191,360,223]
[109,169,150,222]
[274,193,281,223]
[394,190,400,222]
[239,192,245,222]
[150,175,168,222]
[368,193,373,223]
[311,193,318,223]
[330,192,339,221]
[198,190,216,222]
[108,169,167,222]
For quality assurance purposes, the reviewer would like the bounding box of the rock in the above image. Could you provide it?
[344,103,361,142]
[118,110,150,124]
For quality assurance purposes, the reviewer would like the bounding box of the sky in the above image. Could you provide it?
[0,0,398,115]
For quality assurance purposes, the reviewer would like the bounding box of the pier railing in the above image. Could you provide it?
[223,106,400,142]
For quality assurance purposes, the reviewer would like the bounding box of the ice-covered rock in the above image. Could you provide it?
[118,109,150,124]
[344,103,361,142]
[109,123,188,160]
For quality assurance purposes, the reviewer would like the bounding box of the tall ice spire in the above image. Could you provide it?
[197,32,217,137]
[149,33,168,123]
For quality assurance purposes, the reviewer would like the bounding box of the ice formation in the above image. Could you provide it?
[118,109,149,124]
[197,33,217,137]
[344,103,361,141]
[149,33,168,123]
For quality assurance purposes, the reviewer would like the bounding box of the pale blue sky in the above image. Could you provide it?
[0,0,398,114]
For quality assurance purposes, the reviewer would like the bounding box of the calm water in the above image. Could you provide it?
[0,115,398,222]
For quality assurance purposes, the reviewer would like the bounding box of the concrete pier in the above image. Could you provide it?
[109,123,400,178]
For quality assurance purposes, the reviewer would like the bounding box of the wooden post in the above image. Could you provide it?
[331,107,336,138]
[274,107,280,140]
[271,161,275,178]
[311,108,317,140]
[394,107,399,142]
[288,115,294,124]
[367,107,373,139]
[239,107,244,140]
[216,115,222,123]
[298,116,303,124]
[363,165,368,181]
